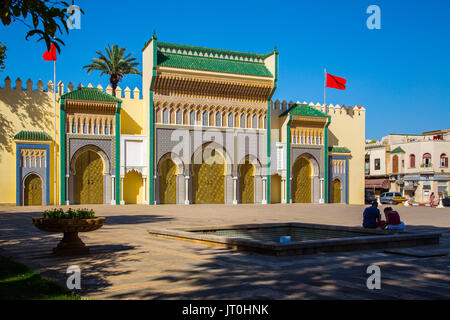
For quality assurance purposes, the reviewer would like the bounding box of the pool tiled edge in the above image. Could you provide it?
[148,223,441,256]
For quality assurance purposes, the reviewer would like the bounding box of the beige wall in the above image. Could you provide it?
[0,83,60,204]
[0,79,144,205]
[271,102,366,205]
[327,105,366,205]
[142,38,156,204]
[121,92,144,135]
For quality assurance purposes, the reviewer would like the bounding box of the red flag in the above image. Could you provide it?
[43,44,57,61]
[326,73,347,90]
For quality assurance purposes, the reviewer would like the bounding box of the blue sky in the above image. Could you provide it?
[0,0,449,139]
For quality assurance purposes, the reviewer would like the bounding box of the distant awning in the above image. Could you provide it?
[365,179,390,189]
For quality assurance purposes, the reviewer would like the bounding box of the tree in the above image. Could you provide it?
[83,45,142,97]
[0,42,7,73]
[0,0,83,52]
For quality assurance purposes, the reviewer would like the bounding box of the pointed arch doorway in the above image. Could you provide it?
[239,159,255,204]
[159,158,177,204]
[292,157,312,203]
[24,174,42,206]
[75,150,104,204]
[331,179,342,203]
[193,145,225,204]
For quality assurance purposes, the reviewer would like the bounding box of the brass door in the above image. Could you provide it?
[159,158,177,204]
[193,149,225,204]
[239,161,255,204]
[332,179,341,203]
[75,151,104,204]
[292,157,311,203]
[24,174,42,206]
[123,170,143,204]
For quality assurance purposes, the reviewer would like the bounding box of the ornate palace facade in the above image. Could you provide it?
[0,36,366,206]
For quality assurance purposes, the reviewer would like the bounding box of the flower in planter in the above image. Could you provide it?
[67,208,77,219]
[75,208,95,219]
[41,208,96,219]
[43,208,65,219]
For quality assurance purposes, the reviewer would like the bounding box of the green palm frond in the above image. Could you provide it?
[83,44,142,96]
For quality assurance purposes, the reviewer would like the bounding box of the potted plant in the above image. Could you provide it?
[32,208,106,256]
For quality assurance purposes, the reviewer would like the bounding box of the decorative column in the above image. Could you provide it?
[22,183,25,206]
[120,176,125,205]
[184,176,190,205]
[154,174,158,205]
[289,177,293,204]
[233,176,238,205]
[281,177,286,204]
[115,102,121,205]
[60,98,66,205]
[111,176,116,205]
[65,175,70,205]
[262,176,267,204]
[142,176,147,204]
[319,178,324,204]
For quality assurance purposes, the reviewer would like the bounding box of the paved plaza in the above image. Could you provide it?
[0,204,449,299]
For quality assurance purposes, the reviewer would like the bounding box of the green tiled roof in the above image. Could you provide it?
[157,52,273,77]
[61,87,122,103]
[329,146,351,153]
[14,131,52,141]
[280,104,329,118]
[156,42,274,77]
[391,147,406,153]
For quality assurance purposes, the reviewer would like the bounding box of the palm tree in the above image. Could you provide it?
[83,44,141,97]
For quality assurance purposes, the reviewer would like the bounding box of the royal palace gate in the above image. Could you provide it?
[60,87,122,205]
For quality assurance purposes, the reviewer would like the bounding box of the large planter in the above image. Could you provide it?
[32,217,106,256]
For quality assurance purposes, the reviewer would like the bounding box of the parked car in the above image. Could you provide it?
[365,189,376,204]
[442,196,450,207]
[379,192,402,204]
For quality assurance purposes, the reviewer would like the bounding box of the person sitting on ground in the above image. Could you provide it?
[383,207,405,232]
[363,201,385,229]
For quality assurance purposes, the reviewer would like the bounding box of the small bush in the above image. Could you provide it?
[43,208,65,219]
[43,208,96,219]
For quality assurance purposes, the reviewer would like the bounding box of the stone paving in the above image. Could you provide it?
[0,203,449,299]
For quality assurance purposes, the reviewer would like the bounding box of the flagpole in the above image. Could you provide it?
[53,58,57,206]
[324,68,327,112]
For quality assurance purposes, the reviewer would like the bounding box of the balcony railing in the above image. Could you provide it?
[419,163,434,173]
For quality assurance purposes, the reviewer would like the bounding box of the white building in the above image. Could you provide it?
[365,130,450,203]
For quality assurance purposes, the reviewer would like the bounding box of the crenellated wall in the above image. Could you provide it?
[0,77,59,204]
[0,77,365,205]
[270,99,366,205]
[0,77,145,204]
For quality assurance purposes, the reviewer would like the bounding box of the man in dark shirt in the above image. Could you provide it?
[363,201,383,229]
